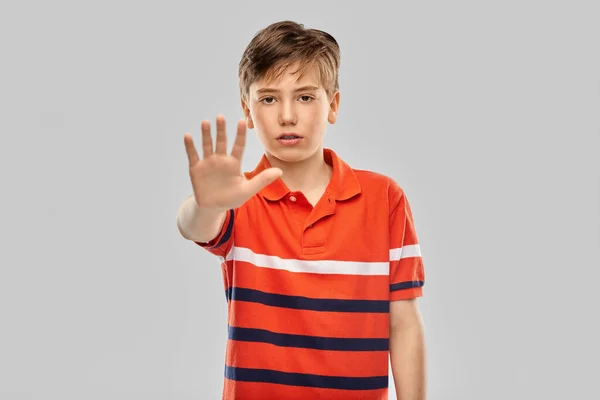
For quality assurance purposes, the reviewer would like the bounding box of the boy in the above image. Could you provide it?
[177,20,426,400]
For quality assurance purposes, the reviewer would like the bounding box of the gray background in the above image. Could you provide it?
[1,0,599,399]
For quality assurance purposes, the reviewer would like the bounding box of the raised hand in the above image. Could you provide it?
[184,115,282,212]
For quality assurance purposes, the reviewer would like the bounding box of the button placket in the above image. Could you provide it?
[285,193,310,235]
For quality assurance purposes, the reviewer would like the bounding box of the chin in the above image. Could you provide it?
[266,145,319,163]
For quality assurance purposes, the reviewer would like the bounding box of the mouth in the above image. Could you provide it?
[277,133,303,140]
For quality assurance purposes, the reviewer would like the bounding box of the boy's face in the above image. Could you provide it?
[241,62,340,164]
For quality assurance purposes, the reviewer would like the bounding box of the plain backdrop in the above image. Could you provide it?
[1,0,599,399]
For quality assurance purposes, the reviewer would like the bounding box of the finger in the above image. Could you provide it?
[230,119,247,160]
[215,114,227,154]
[201,120,213,159]
[243,167,283,196]
[183,132,200,166]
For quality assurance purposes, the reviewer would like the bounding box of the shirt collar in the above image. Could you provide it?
[244,148,361,202]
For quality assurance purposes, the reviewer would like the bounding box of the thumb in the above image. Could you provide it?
[244,167,283,196]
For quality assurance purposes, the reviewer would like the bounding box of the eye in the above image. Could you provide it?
[299,95,314,102]
[260,97,276,104]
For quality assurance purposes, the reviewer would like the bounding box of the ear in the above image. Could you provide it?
[327,91,340,124]
[240,98,254,129]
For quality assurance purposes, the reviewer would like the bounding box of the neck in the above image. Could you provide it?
[266,147,332,192]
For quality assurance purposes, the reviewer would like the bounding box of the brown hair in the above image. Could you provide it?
[238,21,340,103]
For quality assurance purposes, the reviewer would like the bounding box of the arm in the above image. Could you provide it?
[176,194,227,243]
[178,116,281,245]
[390,299,427,400]
[387,184,427,398]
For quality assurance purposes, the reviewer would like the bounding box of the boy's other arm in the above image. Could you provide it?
[389,299,427,400]
[388,187,427,399]
[176,194,227,243]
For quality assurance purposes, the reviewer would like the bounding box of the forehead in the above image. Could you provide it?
[253,61,322,90]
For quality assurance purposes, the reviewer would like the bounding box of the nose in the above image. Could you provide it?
[278,99,297,125]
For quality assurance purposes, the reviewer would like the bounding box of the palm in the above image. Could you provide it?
[190,154,247,210]
[184,115,281,212]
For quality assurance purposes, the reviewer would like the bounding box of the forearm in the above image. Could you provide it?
[176,195,227,242]
[390,322,427,400]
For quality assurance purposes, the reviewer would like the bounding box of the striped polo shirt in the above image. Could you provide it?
[195,147,425,400]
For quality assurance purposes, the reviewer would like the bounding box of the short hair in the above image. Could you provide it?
[238,21,340,103]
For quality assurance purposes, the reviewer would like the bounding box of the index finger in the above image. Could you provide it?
[230,119,247,160]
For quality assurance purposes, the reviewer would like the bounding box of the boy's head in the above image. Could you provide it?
[239,21,341,164]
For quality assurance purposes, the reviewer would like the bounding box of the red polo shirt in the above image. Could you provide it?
[195,148,425,400]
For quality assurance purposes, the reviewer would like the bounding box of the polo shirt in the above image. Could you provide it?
[195,147,425,400]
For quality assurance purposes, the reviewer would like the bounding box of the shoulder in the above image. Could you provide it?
[352,168,406,209]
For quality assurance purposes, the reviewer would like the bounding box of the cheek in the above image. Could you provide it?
[253,109,273,126]
[302,106,327,125]
[253,113,274,140]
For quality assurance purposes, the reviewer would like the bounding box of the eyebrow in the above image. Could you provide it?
[256,85,319,94]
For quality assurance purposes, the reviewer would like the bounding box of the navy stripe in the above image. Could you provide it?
[228,326,388,351]
[209,209,234,249]
[390,280,424,292]
[225,365,388,390]
[225,287,389,313]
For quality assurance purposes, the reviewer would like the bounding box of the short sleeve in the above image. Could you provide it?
[389,187,425,301]
[194,208,235,259]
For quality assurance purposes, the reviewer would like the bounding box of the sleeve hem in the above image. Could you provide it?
[390,286,423,301]
[194,209,233,249]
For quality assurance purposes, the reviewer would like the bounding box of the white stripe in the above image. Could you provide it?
[218,237,235,264]
[225,246,390,276]
[389,244,422,262]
